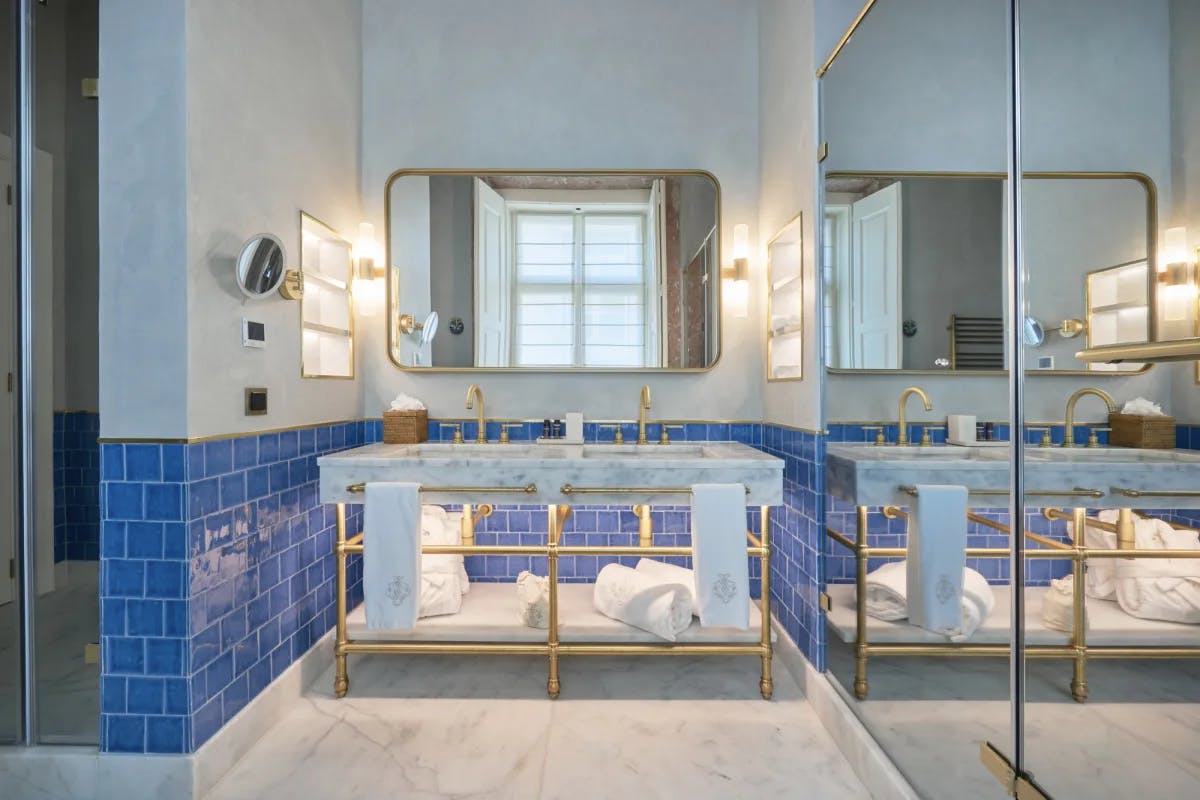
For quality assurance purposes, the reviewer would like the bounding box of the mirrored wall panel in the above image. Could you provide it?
[386,170,720,371]
[823,172,1153,374]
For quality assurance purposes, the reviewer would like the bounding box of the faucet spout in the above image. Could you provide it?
[897,386,933,446]
[465,384,487,443]
[1063,387,1116,448]
[637,385,652,445]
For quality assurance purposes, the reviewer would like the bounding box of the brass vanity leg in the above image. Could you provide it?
[854,505,870,700]
[334,503,349,699]
[759,505,774,700]
[633,504,652,547]
[1070,507,1089,703]
[547,504,562,699]
[461,504,475,545]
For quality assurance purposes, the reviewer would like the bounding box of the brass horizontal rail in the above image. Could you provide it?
[1110,487,1200,499]
[556,545,767,558]
[340,544,549,556]
[882,507,1072,551]
[826,527,856,551]
[560,483,749,496]
[824,527,1075,559]
[1044,507,1200,536]
[557,643,764,656]
[898,485,1105,499]
[347,482,538,495]
[342,642,549,655]
[345,533,364,547]
[863,644,1200,658]
[746,531,763,548]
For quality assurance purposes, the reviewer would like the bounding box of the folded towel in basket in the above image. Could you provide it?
[860,562,995,641]
[593,564,694,641]
[1041,575,1083,633]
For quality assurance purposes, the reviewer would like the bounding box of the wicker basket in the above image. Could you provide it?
[1107,413,1176,449]
[383,409,428,444]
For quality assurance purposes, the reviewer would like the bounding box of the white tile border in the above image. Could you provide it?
[772,620,920,800]
[0,629,335,800]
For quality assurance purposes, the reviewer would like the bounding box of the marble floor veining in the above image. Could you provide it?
[827,636,1200,799]
[0,564,100,745]
[204,654,870,800]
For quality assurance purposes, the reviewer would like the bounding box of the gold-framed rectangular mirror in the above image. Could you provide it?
[385,169,722,372]
[822,170,1156,376]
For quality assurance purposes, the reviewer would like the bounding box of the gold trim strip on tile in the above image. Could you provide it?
[346,483,537,495]
[98,417,367,445]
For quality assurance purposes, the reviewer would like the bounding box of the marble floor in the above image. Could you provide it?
[204,654,870,800]
[0,563,100,744]
[827,636,1200,799]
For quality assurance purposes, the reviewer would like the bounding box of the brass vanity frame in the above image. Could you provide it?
[332,487,775,701]
[826,500,1200,703]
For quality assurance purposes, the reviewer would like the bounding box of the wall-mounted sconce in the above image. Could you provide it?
[723,223,750,319]
[1160,226,1199,323]
[352,221,385,315]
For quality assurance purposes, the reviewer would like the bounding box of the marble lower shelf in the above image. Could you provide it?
[347,582,772,644]
[825,583,1200,646]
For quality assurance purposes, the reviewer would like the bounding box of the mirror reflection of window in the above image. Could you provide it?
[389,172,720,371]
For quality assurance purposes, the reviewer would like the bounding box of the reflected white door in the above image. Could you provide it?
[849,183,902,368]
[474,179,509,367]
[0,153,12,605]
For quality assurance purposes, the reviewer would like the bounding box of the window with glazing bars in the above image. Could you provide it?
[511,210,654,367]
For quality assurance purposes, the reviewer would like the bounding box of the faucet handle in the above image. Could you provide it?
[919,425,946,447]
[1026,426,1053,448]
[1087,427,1111,449]
[599,423,625,445]
[659,424,685,445]
[498,423,521,444]
[439,422,464,444]
[861,426,886,446]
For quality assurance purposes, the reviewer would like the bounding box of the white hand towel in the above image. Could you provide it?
[863,561,909,621]
[905,485,968,637]
[419,572,464,618]
[634,558,699,614]
[516,571,550,628]
[593,564,693,641]
[691,484,751,629]
[1041,575,1081,633]
[364,482,422,630]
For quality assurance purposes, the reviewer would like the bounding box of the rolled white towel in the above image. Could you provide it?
[516,571,550,628]
[857,562,995,641]
[1070,511,1118,599]
[1041,575,1080,633]
[863,562,908,621]
[634,558,699,614]
[419,572,463,618]
[593,563,694,641]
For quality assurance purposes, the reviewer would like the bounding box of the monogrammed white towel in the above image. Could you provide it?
[364,482,422,629]
[691,484,750,629]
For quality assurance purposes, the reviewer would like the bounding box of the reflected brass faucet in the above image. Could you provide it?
[896,387,933,446]
[1063,387,1116,448]
[637,385,652,445]
[465,384,487,443]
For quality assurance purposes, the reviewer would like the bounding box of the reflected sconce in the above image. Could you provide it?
[352,222,385,316]
[1160,226,1199,323]
[723,223,751,319]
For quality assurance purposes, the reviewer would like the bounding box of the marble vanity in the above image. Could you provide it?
[826,443,1200,508]
[319,441,784,506]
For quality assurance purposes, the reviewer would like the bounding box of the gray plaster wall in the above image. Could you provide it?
[428,175,474,367]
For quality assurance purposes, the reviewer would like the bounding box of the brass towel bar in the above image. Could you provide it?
[346,482,537,495]
[898,485,1104,499]
[1110,487,1200,498]
[560,483,750,496]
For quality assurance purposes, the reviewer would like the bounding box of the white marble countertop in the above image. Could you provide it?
[827,443,1200,508]
[319,441,783,506]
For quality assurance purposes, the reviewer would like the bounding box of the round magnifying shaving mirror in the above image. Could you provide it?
[398,310,440,346]
[1023,316,1046,348]
[236,234,287,298]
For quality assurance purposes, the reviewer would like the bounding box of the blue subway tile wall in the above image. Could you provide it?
[100,421,367,754]
[54,411,101,561]
[757,425,826,670]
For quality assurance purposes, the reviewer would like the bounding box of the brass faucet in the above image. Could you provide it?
[465,384,487,443]
[637,385,652,445]
[896,386,933,446]
[1063,387,1115,448]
